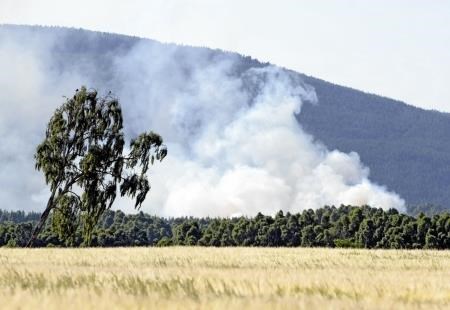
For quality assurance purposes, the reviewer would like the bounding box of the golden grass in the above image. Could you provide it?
[0,247,449,309]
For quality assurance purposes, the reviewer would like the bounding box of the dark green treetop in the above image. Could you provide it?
[29,87,167,246]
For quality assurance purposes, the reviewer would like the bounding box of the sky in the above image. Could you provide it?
[0,0,449,112]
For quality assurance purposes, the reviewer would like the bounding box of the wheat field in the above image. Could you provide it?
[0,247,449,309]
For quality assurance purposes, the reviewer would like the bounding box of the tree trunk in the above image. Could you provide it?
[26,189,56,247]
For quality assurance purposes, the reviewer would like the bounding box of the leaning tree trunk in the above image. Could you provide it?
[26,189,56,247]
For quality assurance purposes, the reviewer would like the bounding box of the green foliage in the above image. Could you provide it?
[0,210,41,223]
[30,87,166,246]
[51,195,79,246]
[334,239,358,248]
[406,204,449,217]
[3,205,449,249]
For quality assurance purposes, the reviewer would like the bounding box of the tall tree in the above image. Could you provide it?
[28,87,166,246]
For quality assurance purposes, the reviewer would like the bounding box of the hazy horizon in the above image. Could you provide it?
[1,0,449,112]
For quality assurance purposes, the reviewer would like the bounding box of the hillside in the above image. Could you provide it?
[298,77,450,208]
[1,24,450,211]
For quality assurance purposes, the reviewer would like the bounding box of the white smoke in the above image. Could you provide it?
[117,60,404,216]
[0,26,405,215]
[0,28,87,211]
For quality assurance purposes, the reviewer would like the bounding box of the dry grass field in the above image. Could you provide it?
[0,247,449,309]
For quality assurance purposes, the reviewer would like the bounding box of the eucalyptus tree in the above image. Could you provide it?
[28,87,167,246]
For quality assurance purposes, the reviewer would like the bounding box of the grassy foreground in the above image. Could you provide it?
[0,248,449,309]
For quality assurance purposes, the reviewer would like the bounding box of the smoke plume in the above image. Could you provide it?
[0,26,405,215]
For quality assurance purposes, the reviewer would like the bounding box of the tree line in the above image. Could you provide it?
[1,205,448,249]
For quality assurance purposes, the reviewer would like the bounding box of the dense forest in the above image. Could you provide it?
[2,25,450,210]
[1,206,448,249]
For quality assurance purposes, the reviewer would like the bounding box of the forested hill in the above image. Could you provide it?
[298,78,450,209]
[2,24,450,210]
